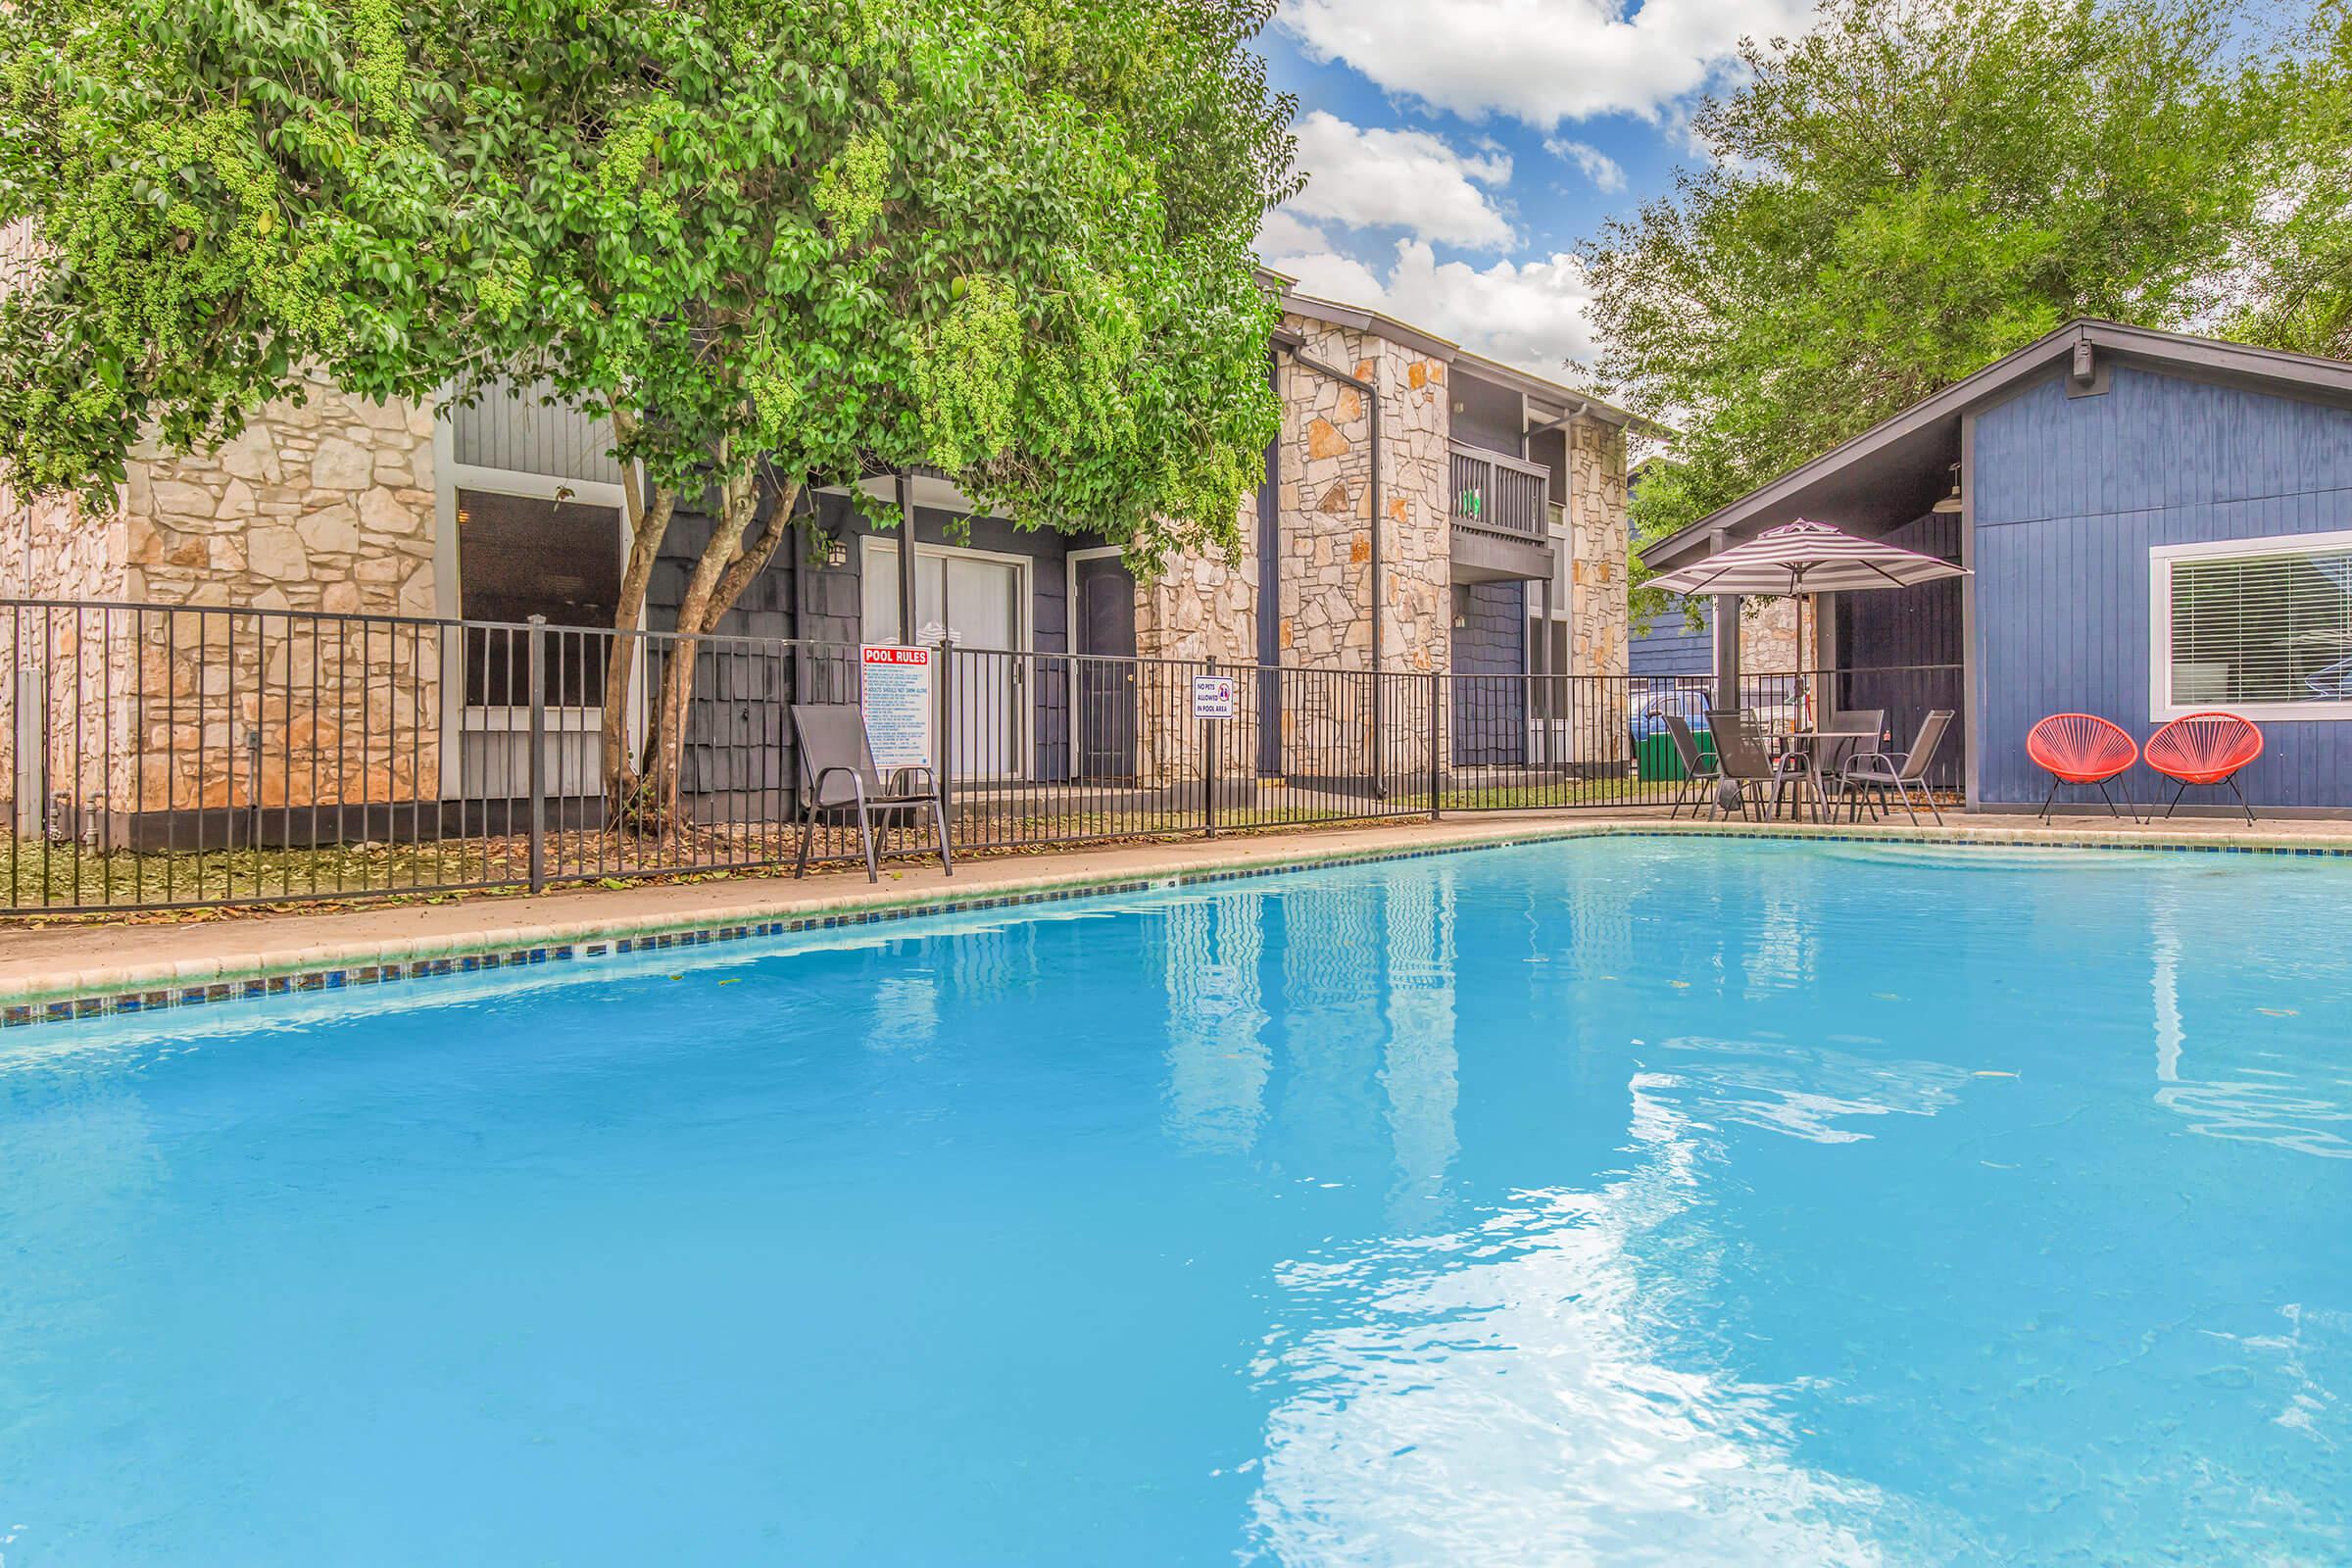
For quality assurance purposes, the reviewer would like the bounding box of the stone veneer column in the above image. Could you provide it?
[1131,314,1453,786]
[1562,416,1630,765]
[1738,596,1803,673]
[0,488,134,834]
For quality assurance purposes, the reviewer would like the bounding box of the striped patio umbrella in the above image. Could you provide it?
[1644,518,1970,598]
[1646,519,1971,726]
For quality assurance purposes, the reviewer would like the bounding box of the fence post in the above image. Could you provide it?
[244,725,263,854]
[527,614,547,894]
[935,638,955,852]
[1428,667,1442,820]
[1201,657,1217,838]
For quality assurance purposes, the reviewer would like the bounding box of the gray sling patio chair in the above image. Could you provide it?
[1707,708,1819,820]
[1840,709,1954,825]
[1661,712,1723,819]
[790,703,954,883]
[1816,709,1885,813]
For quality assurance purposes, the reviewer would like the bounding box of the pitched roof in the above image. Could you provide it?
[1641,319,2352,569]
[1260,272,1663,435]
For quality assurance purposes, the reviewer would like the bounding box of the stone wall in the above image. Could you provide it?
[1563,418,1629,680]
[1134,314,1449,784]
[1,376,443,832]
[121,373,439,619]
[1739,596,1803,673]
[1561,416,1630,765]
[1273,319,1451,679]
[1267,318,1449,781]
[1,488,133,835]
[1132,514,1257,785]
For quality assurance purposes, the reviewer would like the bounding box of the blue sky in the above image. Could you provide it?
[1254,0,1814,378]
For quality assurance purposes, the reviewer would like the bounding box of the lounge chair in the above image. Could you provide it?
[1661,711,1722,819]
[1841,710,1953,825]
[790,703,953,883]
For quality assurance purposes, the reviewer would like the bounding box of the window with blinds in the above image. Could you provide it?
[2159,538,2352,711]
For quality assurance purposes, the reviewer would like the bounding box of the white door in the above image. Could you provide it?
[945,554,1022,779]
[862,541,1028,780]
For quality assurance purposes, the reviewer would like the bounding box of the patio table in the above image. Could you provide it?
[1765,730,1834,821]
[1763,729,1877,821]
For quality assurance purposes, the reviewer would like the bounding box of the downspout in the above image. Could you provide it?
[1277,341,1384,782]
[895,470,917,646]
[1256,348,1283,776]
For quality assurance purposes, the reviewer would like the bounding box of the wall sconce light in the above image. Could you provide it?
[822,532,850,567]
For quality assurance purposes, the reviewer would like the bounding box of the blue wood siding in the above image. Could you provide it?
[1630,600,1713,677]
[1973,367,2352,808]
[1450,581,1526,762]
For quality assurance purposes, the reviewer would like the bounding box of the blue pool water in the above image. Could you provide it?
[2,837,2349,1564]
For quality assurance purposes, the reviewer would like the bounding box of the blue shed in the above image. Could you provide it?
[1642,321,2352,816]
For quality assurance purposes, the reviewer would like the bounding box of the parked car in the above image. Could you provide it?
[1627,688,1712,743]
[1628,686,1803,750]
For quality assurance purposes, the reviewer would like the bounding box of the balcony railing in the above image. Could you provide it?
[1448,443,1550,542]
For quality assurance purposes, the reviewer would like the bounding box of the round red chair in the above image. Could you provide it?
[2026,713,2139,821]
[2144,711,2264,824]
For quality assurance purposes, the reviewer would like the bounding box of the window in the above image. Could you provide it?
[2150,530,2352,720]
[456,487,622,708]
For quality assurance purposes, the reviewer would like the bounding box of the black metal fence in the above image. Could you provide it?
[0,598,1963,913]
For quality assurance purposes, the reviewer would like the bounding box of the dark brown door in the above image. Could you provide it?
[1073,556,1138,779]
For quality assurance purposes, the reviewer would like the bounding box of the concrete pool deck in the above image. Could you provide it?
[5,807,2351,1022]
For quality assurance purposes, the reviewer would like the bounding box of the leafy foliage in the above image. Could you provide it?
[1581,0,2301,627]
[0,0,466,497]
[2235,3,2352,360]
[0,0,1296,816]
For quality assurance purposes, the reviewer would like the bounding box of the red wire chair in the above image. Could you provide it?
[2026,713,2139,822]
[2144,711,2264,825]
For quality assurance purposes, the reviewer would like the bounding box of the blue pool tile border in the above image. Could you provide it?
[6,822,2349,1030]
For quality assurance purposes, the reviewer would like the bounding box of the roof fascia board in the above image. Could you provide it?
[1641,327,2085,566]
[1645,319,2352,569]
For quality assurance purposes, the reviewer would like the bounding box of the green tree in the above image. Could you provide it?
[1582,0,2293,628]
[0,0,1294,823]
[2236,2,2352,359]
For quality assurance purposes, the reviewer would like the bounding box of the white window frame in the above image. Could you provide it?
[433,428,644,795]
[2148,527,2352,722]
[445,463,632,730]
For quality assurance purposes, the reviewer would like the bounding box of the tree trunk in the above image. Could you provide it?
[641,464,761,829]
[698,476,800,635]
[600,404,676,812]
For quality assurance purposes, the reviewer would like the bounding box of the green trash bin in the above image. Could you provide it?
[1637,731,1685,782]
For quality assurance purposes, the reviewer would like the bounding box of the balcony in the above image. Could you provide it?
[1449,444,1550,540]
[1448,442,1555,584]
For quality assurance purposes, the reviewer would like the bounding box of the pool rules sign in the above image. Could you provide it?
[860,645,934,771]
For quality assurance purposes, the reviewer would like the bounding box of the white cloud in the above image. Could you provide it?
[1287,111,1518,252]
[1255,216,1599,379]
[1545,138,1627,194]
[1376,241,1600,375]
[1280,0,1813,127]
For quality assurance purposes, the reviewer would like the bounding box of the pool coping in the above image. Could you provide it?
[6,815,2348,1028]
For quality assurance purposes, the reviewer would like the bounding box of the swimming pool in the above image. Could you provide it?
[1,836,2346,1564]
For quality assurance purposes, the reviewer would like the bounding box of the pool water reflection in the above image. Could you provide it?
[0,838,2346,1564]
